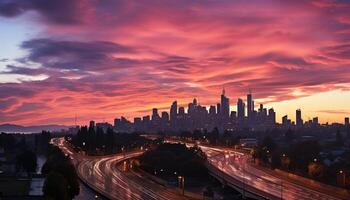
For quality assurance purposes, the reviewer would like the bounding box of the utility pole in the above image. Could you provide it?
[178,176,185,195]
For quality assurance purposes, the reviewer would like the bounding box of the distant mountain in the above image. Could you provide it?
[0,123,72,133]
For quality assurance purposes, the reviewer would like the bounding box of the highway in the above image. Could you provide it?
[52,137,349,200]
[164,138,349,200]
[201,145,348,200]
[52,138,192,200]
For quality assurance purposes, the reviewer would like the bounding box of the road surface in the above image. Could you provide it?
[201,145,348,200]
[52,138,192,200]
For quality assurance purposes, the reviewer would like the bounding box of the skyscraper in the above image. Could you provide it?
[247,93,253,119]
[209,105,216,116]
[152,108,160,121]
[170,101,177,123]
[268,108,276,124]
[220,88,230,121]
[296,109,303,127]
[237,98,245,120]
[89,120,95,130]
[345,117,349,126]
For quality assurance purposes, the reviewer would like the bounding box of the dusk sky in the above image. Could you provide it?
[1,0,350,126]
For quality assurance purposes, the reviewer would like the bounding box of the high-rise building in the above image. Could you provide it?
[161,111,169,122]
[152,108,160,121]
[237,98,245,120]
[230,111,237,122]
[178,107,185,115]
[282,115,288,125]
[89,120,95,130]
[268,108,276,124]
[216,103,221,115]
[296,109,303,127]
[247,93,253,119]
[209,105,216,115]
[345,117,349,126]
[220,88,230,121]
[170,101,177,123]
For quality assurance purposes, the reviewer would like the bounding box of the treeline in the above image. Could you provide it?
[0,131,50,175]
[70,126,151,155]
[139,143,208,178]
[41,145,79,200]
[252,134,350,188]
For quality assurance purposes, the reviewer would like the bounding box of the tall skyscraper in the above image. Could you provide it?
[296,109,303,127]
[220,88,230,121]
[216,103,221,115]
[247,93,253,119]
[170,101,177,123]
[237,98,245,120]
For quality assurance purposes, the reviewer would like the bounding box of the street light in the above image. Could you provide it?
[339,170,346,186]
[178,176,185,195]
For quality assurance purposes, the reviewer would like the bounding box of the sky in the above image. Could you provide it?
[0,0,350,126]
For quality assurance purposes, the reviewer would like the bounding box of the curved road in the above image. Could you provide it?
[202,145,349,200]
[52,138,192,200]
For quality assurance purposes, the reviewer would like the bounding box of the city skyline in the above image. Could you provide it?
[106,90,349,134]
[1,0,350,125]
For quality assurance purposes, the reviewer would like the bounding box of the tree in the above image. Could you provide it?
[43,172,69,200]
[308,162,326,180]
[42,146,79,199]
[16,149,37,175]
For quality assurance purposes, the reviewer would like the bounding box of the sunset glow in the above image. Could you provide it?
[1,0,350,125]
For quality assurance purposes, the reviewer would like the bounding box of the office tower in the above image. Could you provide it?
[188,98,197,115]
[247,93,253,119]
[230,111,237,121]
[170,101,177,123]
[259,104,263,113]
[216,103,221,115]
[237,98,245,120]
[209,105,216,115]
[220,88,230,121]
[142,115,150,122]
[89,120,95,130]
[161,111,169,122]
[134,117,142,131]
[282,115,288,125]
[345,117,349,126]
[152,108,160,121]
[268,108,276,124]
[178,107,185,115]
[296,109,303,127]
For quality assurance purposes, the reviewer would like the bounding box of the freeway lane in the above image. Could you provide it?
[52,138,192,200]
[164,139,348,200]
[202,146,347,200]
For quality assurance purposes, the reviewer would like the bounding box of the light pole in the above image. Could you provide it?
[178,176,185,195]
[339,170,346,186]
